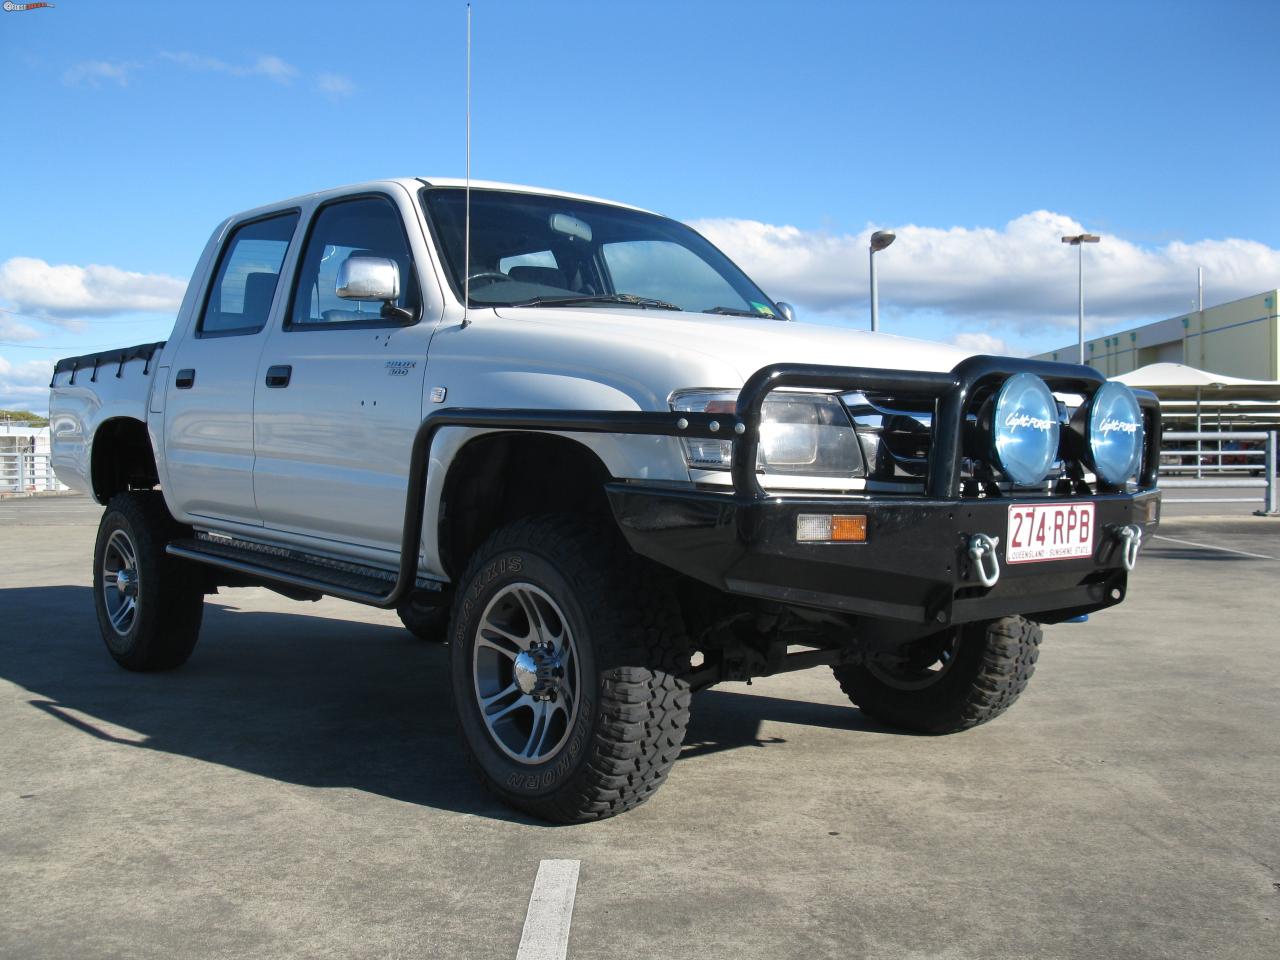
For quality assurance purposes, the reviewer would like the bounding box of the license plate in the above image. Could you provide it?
[1006,502,1095,563]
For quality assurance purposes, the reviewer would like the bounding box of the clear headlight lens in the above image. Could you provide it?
[1088,381,1144,484]
[671,390,864,478]
[990,372,1060,485]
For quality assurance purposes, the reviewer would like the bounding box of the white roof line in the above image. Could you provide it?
[224,177,660,226]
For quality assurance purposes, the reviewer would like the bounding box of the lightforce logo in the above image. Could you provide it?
[1098,417,1139,436]
[1004,411,1055,432]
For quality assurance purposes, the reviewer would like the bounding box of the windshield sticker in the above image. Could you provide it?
[750,302,776,317]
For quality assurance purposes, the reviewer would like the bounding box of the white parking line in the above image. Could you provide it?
[516,859,580,960]
[1153,534,1275,561]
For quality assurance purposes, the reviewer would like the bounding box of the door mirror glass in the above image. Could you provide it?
[776,301,795,322]
[335,256,400,302]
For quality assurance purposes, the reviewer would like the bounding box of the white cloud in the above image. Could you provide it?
[160,51,299,84]
[317,72,354,99]
[0,355,53,410]
[0,312,41,342]
[63,60,135,87]
[692,211,1280,333]
[0,258,186,320]
[949,331,1010,356]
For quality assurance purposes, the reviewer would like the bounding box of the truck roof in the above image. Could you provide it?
[230,177,657,225]
[411,177,655,214]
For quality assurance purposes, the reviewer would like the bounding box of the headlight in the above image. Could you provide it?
[989,373,1060,485]
[671,390,864,479]
[1086,381,1144,485]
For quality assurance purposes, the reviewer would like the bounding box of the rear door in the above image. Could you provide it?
[251,191,433,555]
[163,211,299,526]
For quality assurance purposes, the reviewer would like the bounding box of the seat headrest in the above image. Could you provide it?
[242,271,279,322]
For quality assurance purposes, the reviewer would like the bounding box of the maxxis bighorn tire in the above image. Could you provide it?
[396,592,449,642]
[834,615,1042,734]
[93,492,204,671]
[448,514,691,823]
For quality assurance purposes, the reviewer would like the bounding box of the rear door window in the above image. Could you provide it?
[198,212,298,336]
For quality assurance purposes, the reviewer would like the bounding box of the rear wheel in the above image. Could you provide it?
[834,615,1042,734]
[449,515,691,823]
[396,592,449,642]
[92,492,204,671]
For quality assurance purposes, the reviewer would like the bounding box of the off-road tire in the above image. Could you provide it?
[834,615,1042,734]
[449,514,691,823]
[93,492,204,671]
[396,593,449,642]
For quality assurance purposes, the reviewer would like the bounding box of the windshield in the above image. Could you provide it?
[421,187,780,316]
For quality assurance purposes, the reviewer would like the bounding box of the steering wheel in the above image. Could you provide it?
[466,272,511,288]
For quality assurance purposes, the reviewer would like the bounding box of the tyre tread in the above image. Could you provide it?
[451,515,690,823]
[834,615,1042,734]
[95,492,203,671]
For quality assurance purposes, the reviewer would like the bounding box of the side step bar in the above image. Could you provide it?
[166,536,440,606]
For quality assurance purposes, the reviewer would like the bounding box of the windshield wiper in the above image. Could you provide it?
[703,305,769,318]
[509,293,682,311]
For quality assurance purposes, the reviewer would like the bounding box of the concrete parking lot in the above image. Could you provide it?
[1,496,1277,960]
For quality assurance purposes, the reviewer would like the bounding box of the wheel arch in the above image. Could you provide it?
[437,431,615,579]
[90,416,160,505]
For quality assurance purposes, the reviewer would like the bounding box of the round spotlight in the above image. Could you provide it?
[991,373,1060,485]
[1088,381,1144,485]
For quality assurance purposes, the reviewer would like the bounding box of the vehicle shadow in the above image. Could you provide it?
[0,584,894,821]
[682,688,897,759]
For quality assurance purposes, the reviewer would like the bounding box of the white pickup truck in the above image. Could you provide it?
[49,177,1161,822]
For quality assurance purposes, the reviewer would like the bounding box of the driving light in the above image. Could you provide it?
[671,390,864,479]
[990,373,1060,485]
[1086,381,1144,485]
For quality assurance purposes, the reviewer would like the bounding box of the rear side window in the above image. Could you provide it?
[198,212,299,336]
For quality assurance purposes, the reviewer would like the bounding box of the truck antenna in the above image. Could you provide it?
[462,1,472,327]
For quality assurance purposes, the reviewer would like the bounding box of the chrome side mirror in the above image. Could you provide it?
[336,256,400,301]
[776,301,796,322]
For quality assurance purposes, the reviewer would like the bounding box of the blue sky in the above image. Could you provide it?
[2,0,1278,408]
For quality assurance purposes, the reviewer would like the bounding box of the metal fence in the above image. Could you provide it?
[0,451,67,495]
[1159,430,1278,514]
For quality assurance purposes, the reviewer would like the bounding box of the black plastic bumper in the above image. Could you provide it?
[608,484,1161,626]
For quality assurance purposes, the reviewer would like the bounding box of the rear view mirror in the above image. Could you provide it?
[549,212,592,243]
[336,256,400,301]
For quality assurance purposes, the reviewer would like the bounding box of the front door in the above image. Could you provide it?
[252,193,430,555]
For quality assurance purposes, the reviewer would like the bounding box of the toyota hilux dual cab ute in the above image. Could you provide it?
[49,178,1161,822]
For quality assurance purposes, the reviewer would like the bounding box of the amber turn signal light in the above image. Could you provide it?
[796,514,867,543]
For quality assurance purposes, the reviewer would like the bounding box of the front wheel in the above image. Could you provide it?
[92,492,205,671]
[448,515,691,823]
[833,615,1042,734]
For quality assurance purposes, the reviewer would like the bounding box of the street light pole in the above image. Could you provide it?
[869,229,896,333]
[1061,233,1100,364]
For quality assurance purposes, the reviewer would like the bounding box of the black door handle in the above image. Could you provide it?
[265,365,292,388]
[175,369,195,389]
